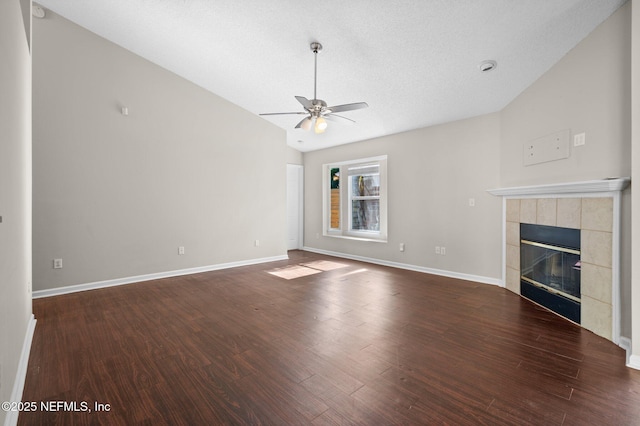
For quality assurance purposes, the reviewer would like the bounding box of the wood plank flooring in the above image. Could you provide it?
[19,250,640,425]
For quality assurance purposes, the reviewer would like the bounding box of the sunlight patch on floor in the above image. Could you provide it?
[267,265,322,280]
[300,260,349,271]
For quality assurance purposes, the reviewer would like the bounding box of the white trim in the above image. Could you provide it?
[322,234,388,243]
[619,336,634,366]
[323,155,389,168]
[323,155,388,242]
[612,190,622,345]
[302,246,502,287]
[487,178,630,197]
[298,167,304,249]
[629,354,640,371]
[32,255,289,299]
[4,315,37,426]
[500,197,507,288]
[287,164,304,250]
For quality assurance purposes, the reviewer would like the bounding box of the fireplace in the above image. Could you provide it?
[520,223,581,323]
[488,177,630,344]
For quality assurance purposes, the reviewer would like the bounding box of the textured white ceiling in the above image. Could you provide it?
[35,0,627,152]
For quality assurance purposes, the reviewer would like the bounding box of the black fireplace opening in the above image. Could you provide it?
[520,223,581,323]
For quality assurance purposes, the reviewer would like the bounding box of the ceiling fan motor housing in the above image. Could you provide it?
[310,99,327,116]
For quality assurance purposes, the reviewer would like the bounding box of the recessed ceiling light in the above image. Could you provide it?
[479,60,497,72]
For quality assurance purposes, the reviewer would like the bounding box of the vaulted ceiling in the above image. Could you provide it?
[35,0,627,152]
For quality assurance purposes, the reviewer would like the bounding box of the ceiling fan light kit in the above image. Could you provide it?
[300,117,312,131]
[314,116,327,134]
[260,41,368,134]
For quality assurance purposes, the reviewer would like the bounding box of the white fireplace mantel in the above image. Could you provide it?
[487,177,630,197]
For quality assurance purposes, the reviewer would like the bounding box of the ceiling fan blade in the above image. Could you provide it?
[259,112,307,116]
[324,113,355,123]
[326,102,369,113]
[295,96,313,109]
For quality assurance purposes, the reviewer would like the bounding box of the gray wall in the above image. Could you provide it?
[303,3,632,317]
[500,2,632,338]
[500,3,631,186]
[304,114,503,282]
[0,0,33,422]
[33,11,287,292]
[287,146,303,165]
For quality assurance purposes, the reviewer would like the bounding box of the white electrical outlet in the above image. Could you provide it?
[178,246,185,255]
[399,243,405,252]
[255,240,260,247]
[435,246,441,255]
[441,247,446,255]
[469,198,475,207]
[53,258,63,269]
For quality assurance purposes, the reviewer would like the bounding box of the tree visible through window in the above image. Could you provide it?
[349,165,380,231]
[330,168,340,230]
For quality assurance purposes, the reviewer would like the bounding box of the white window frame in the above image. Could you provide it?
[323,155,387,242]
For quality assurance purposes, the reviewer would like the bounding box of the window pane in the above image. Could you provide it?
[330,168,340,189]
[350,173,380,197]
[330,168,340,229]
[351,199,380,231]
[324,156,386,241]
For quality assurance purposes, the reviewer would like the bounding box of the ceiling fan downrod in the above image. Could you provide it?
[310,42,322,102]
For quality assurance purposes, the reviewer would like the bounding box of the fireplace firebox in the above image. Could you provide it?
[520,223,581,323]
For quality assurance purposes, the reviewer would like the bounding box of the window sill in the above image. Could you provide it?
[324,233,387,243]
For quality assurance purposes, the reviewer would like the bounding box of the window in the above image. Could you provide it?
[323,156,387,241]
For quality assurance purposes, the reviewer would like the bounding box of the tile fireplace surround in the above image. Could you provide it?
[488,178,630,345]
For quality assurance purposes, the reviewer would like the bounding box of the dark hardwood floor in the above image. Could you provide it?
[19,250,640,425]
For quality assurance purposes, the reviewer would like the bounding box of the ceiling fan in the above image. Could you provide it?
[260,42,368,134]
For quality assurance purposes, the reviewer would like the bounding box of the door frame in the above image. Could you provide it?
[286,164,304,250]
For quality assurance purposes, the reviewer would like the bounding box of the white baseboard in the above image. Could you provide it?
[619,336,633,365]
[302,246,502,287]
[629,355,640,371]
[623,336,640,370]
[4,314,37,426]
[32,255,289,299]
